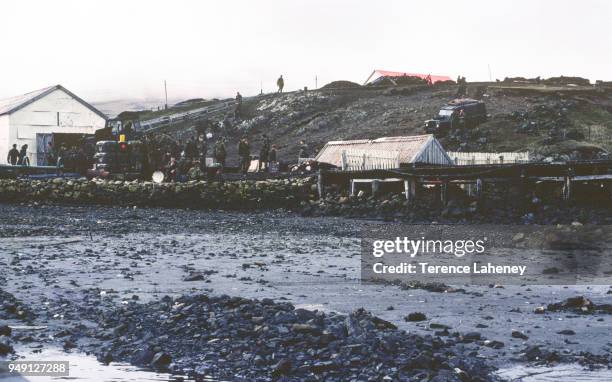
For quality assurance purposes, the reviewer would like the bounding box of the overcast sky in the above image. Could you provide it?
[1,0,610,103]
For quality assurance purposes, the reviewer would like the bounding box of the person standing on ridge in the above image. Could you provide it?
[234,91,243,118]
[277,75,284,93]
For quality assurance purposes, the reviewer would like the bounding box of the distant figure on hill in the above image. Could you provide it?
[277,75,284,93]
[234,92,243,118]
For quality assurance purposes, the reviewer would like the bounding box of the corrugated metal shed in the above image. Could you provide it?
[315,135,453,169]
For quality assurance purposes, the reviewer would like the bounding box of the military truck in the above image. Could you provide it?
[424,99,487,135]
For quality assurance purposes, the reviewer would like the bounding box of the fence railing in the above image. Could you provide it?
[341,149,400,171]
[447,151,529,166]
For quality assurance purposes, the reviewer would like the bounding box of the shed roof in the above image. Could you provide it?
[0,84,107,119]
[315,135,452,167]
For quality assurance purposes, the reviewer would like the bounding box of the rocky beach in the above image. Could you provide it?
[1,203,610,381]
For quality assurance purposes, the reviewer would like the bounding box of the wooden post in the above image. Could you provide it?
[440,182,448,206]
[341,151,347,171]
[404,180,410,201]
[350,179,356,196]
[372,180,380,196]
[476,178,483,199]
[317,170,324,198]
[562,176,572,201]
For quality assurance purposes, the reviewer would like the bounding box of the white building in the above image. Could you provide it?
[0,85,106,165]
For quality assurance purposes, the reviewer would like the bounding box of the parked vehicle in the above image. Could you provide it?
[425,99,487,135]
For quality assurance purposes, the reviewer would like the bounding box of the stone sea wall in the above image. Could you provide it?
[0,177,317,210]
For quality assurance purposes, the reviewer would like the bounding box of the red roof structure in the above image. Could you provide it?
[363,70,453,85]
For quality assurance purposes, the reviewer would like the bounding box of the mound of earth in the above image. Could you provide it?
[320,80,361,89]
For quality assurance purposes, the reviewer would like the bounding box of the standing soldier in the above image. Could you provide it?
[214,138,227,169]
[238,137,251,175]
[7,144,19,165]
[234,92,243,119]
[17,144,29,166]
[258,134,270,172]
[298,140,309,162]
[197,134,208,173]
[268,144,278,172]
[277,75,284,93]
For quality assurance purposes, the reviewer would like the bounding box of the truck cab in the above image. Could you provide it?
[425,99,487,135]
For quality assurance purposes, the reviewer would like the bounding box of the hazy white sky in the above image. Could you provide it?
[1,0,610,103]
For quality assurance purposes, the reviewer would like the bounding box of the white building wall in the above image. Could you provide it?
[5,88,106,165]
[0,115,9,164]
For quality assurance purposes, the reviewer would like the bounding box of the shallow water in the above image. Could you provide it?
[497,363,612,381]
[0,347,206,382]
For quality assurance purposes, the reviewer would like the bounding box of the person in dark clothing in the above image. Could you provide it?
[238,138,251,175]
[268,144,278,173]
[184,137,197,160]
[165,157,178,182]
[258,135,270,172]
[17,144,29,166]
[55,144,66,174]
[7,144,19,165]
[214,139,227,168]
[46,142,55,166]
[298,140,309,161]
[269,145,277,163]
[197,134,208,173]
[277,75,284,93]
[234,92,243,119]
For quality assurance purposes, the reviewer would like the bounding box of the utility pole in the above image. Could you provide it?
[315,75,318,89]
[164,80,168,110]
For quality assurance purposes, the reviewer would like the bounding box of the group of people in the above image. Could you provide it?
[6,144,29,166]
[237,134,278,175]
